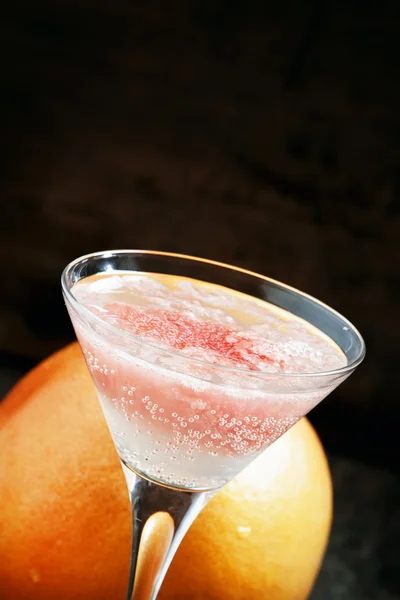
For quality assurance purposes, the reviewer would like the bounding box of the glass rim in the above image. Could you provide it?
[61,249,366,381]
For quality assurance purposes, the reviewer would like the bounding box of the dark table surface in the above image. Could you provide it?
[1,367,399,600]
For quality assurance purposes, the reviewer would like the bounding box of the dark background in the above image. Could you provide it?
[1,1,399,598]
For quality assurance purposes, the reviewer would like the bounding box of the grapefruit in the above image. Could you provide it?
[0,343,332,599]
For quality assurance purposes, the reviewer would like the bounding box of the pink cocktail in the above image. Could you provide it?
[73,272,346,491]
[62,251,364,600]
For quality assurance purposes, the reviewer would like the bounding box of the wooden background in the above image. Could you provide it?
[1,0,399,469]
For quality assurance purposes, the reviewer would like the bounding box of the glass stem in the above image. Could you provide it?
[121,463,216,600]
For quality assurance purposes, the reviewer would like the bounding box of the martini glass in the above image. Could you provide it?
[61,250,365,600]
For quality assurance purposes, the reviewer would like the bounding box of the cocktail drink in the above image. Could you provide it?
[72,271,346,490]
[62,251,365,600]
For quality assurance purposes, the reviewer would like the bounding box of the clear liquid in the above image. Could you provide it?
[72,272,346,490]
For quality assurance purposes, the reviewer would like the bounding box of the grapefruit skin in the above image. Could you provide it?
[0,343,332,600]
